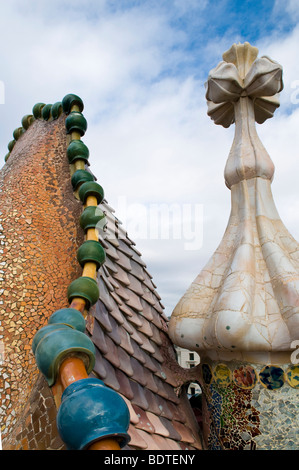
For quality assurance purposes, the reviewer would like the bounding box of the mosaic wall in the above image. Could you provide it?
[0,115,83,447]
[200,360,299,450]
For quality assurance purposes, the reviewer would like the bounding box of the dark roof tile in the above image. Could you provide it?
[92,320,108,355]
[159,417,182,441]
[128,425,148,449]
[133,405,155,434]
[115,370,134,401]
[118,347,134,377]
[129,380,149,411]
[130,357,147,386]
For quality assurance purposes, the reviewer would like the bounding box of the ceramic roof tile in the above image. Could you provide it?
[143,389,164,416]
[126,273,144,296]
[138,432,162,450]
[118,327,135,356]
[98,281,115,312]
[137,332,156,355]
[102,255,118,274]
[154,395,174,420]
[122,305,143,327]
[130,339,147,364]
[159,417,182,441]
[116,239,135,259]
[93,300,113,332]
[92,320,109,355]
[114,369,134,401]
[110,290,124,306]
[114,283,131,301]
[150,340,164,363]
[129,260,145,281]
[115,249,132,272]
[127,425,148,450]
[144,372,159,394]
[151,434,173,450]
[130,358,147,386]
[149,324,163,346]
[106,316,122,345]
[93,350,107,380]
[104,242,120,261]
[133,405,155,434]
[125,289,144,312]
[129,380,149,411]
[100,356,121,392]
[111,265,131,286]
[145,412,170,437]
[108,302,126,325]
[172,420,196,445]
[118,347,134,377]
[103,336,121,369]
[139,299,154,321]
[128,325,143,345]
[136,315,154,338]
[120,395,140,425]
[165,438,181,450]
[99,269,115,292]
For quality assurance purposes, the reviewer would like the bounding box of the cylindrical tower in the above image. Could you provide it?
[169,42,299,450]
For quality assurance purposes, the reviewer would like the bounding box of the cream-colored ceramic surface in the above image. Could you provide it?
[169,43,299,361]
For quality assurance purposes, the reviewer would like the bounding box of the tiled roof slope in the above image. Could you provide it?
[1,101,203,450]
[86,198,203,450]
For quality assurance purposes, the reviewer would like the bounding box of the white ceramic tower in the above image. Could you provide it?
[169,42,299,450]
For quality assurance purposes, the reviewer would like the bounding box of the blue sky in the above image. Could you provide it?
[1,0,299,314]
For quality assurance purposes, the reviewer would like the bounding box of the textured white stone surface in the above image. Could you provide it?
[169,43,299,362]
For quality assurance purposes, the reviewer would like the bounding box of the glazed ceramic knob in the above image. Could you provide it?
[79,206,106,231]
[71,169,94,190]
[21,114,35,130]
[13,127,25,140]
[67,140,89,164]
[41,104,52,121]
[32,103,46,119]
[51,102,63,120]
[65,111,87,136]
[34,325,96,386]
[56,378,130,449]
[62,93,84,114]
[32,323,71,354]
[67,276,100,308]
[77,240,106,269]
[7,140,15,152]
[48,308,86,332]
[78,181,105,205]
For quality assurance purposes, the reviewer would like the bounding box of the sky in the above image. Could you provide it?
[1,0,299,315]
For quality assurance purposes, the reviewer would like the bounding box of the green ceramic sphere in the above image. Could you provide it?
[34,326,96,386]
[21,114,34,130]
[71,170,94,190]
[62,94,84,114]
[67,276,100,308]
[65,112,87,136]
[67,140,89,164]
[41,104,52,120]
[51,102,63,120]
[48,308,86,332]
[32,103,46,119]
[32,323,71,354]
[13,127,24,140]
[7,140,15,152]
[79,206,106,231]
[78,181,104,205]
[77,241,106,269]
